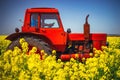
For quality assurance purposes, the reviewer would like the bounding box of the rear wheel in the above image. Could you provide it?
[7,37,52,55]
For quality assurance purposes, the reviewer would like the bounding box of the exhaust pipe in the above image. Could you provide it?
[84,14,90,41]
[83,15,91,53]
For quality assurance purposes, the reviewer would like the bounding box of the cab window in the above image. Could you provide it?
[41,14,59,28]
[31,13,38,27]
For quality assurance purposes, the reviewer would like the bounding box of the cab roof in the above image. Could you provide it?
[26,7,59,13]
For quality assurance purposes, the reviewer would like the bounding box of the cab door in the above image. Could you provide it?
[25,13,40,32]
[40,13,67,51]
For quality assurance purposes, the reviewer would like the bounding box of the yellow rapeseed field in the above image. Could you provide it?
[0,35,10,54]
[0,35,120,80]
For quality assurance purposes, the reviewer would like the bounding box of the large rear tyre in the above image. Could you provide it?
[7,37,52,55]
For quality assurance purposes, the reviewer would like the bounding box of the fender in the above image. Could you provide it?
[6,32,54,48]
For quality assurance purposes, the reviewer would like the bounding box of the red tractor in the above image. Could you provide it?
[6,8,107,60]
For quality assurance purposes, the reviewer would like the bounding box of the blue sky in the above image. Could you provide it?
[0,0,120,34]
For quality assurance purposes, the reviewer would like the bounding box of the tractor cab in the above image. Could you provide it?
[22,8,67,52]
[22,8,64,32]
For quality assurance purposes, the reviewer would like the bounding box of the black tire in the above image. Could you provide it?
[7,37,52,55]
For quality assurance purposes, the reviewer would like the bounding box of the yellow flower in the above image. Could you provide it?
[57,59,62,63]
[100,75,107,80]
[89,53,93,57]
[19,70,30,80]
[75,54,79,59]
[69,70,73,76]
[94,53,99,57]
[21,42,28,53]
[11,65,19,72]
[29,47,37,54]
[19,38,25,44]
[116,70,120,78]
[4,62,11,71]
[64,66,69,72]
[82,57,85,62]
[52,50,56,56]
[70,58,75,62]
[104,67,109,72]
[41,50,45,55]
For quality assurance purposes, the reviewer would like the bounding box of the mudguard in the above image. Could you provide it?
[6,32,53,47]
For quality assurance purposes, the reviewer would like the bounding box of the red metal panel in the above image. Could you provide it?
[91,34,107,50]
[90,33,107,40]
[27,8,58,13]
[68,33,84,41]
[40,28,67,52]
[93,41,101,50]
[68,33,106,41]
[60,53,90,61]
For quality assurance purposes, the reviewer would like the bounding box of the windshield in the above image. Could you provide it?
[41,14,59,28]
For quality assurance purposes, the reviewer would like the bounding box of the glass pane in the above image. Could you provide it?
[41,14,59,28]
[31,13,38,27]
